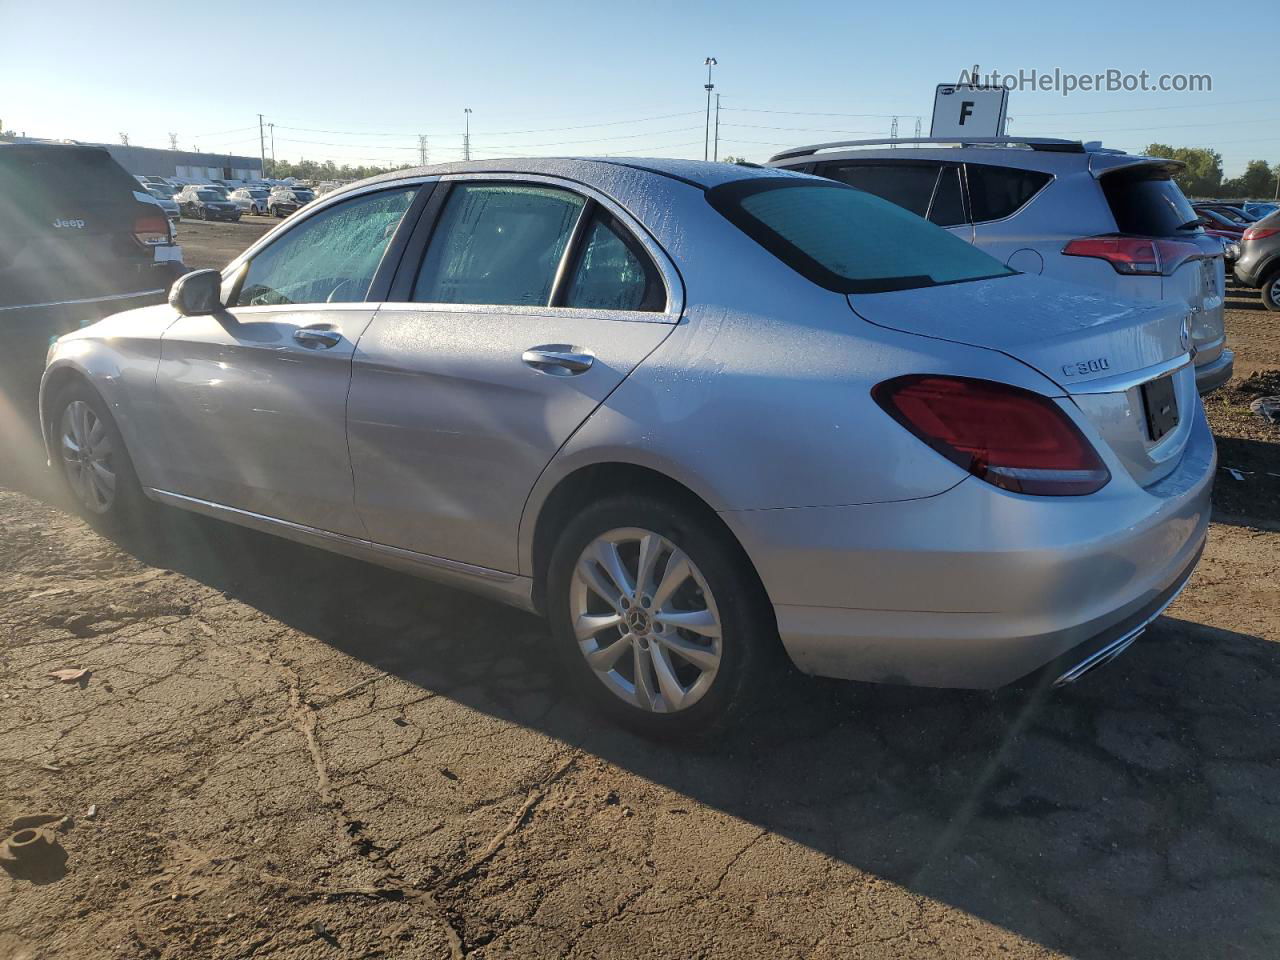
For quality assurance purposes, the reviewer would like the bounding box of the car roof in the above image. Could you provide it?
[352,157,810,195]
[768,140,1183,178]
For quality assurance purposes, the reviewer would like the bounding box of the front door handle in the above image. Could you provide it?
[293,326,342,349]
[522,347,594,375]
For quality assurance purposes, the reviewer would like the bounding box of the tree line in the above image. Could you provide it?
[1143,144,1278,200]
[265,157,416,183]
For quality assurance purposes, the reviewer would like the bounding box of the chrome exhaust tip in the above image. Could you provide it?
[1052,627,1145,688]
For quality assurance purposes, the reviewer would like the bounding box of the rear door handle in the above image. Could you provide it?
[522,347,594,375]
[293,326,342,349]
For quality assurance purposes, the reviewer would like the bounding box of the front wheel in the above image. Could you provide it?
[546,495,780,738]
[49,381,149,532]
[1262,269,1280,312]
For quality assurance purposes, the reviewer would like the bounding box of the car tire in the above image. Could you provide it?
[545,493,781,739]
[1261,268,1280,313]
[48,380,149,534]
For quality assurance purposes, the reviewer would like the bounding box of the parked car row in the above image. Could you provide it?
[39,152,1216,735]
[131,176,320,221]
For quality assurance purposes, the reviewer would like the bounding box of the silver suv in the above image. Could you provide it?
[771,138,1232,394]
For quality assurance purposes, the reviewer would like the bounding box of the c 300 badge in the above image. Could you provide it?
[1061,357,1111,377]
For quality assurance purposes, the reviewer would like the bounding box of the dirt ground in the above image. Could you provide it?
[1,221,1278,959]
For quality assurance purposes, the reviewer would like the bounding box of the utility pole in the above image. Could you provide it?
[168,132,178,151]
[713,93,721,162]
[913,117,921,139]
[703,57,717,161]
[418,134,428,166]
[268,123,275,176]
[889,116,898,149]
[463,108,472,161]
[258,113,266,179]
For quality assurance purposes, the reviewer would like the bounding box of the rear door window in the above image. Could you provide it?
[814,162,938,217]
[414,182,585,306]
[561,212,664,311]
[965,164,1052,223]
[1101,168,1198,237]
[928,167,966,227]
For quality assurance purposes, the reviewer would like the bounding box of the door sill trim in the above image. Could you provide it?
[145,488,535,610]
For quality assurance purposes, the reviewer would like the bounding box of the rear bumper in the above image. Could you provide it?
[1194,347,1234,395]
[723,405,1215,689]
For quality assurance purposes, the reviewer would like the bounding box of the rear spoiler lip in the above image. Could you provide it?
[1089,155,1186,179]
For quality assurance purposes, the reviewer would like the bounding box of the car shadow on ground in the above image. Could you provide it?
[2,400,1277,958]
[56,499,1280,960]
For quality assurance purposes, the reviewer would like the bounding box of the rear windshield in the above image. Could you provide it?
[706,179,1013,294]
[196,190,222,200]
[0,146,140,216]
[1101,168,1198,237]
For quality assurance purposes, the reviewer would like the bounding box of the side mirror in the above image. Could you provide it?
[169,269,224,316]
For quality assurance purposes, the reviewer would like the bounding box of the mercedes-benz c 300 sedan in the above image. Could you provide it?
[41,159,1213,736]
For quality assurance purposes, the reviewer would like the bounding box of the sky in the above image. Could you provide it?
[2,0,1275,177]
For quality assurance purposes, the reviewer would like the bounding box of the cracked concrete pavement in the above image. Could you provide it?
[0,220,1277,958]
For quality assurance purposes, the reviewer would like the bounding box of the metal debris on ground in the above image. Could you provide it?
[1249,396,1280,425]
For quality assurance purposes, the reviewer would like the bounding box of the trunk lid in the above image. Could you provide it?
[848,273,1197,487]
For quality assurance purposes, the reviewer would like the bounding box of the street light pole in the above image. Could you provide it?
[703,57,717,161]
[713,93,721,162]
[268,123,275,176]
[464,108,472,161]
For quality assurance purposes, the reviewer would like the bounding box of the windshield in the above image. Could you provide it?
[196,190,222,200]
[706,178,1013,294]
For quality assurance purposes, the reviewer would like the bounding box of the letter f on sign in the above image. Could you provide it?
[959,101,975,125]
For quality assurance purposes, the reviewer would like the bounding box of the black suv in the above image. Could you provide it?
[0,142,185,407]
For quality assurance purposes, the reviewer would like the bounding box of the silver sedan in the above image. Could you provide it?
[40,159,1214,736]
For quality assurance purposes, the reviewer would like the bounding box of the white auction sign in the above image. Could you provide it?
[930,84,1009,138]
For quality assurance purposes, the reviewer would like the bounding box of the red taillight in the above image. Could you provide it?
[133,213,169,247]
[1062,235,1202,277]
[872,375,1110,496]
[1242,226,1280,242]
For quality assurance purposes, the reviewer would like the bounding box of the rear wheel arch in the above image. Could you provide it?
[528,461,771,617]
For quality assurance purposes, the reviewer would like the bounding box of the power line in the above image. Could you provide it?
[724,106,923,120]
[721,122,887,134]
[1018,96,1280,118]
[271,109,703,140]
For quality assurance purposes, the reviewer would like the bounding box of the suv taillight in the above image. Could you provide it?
[133,213,169,247]
[1062,235,1203,276]
[872,375,1110,496]
[1242,226,1280,242]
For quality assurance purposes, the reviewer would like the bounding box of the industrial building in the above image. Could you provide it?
[99,143,262,181]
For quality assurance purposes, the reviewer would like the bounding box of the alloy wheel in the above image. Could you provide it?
[569,527,723,713]
[1270,276,1280,306]
[59,400,116,514]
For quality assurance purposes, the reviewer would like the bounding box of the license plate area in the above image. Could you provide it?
[1141,374,1179,442]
